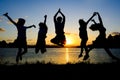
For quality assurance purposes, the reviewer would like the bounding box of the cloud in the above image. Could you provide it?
[0,16,3,22]
[111,32,120,36]
[0,28,5,32]
[7,39,13,42]
[25,16,28,18]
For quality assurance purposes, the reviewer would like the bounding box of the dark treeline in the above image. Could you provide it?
[86,33,120,48]
[107,33,120,48]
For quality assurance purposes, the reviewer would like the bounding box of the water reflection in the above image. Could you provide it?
[65,48,69,63]
[0,48,120,65]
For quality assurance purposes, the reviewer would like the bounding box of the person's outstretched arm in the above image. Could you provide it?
[97,12,103,26]
[3,13,17,26]
[54,9,59,22]
[26,25,36,28]
[86,12,97,24]
[44,15,47,24]
[59,9,65,23]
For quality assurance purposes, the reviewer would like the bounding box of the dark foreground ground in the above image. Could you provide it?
[0,62,120,79]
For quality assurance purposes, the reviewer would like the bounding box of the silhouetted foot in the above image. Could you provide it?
[51,38,65,47]
[83,55,89,60]
[51,39,59,44]
[16,56,19,63]
[78,54,83,58]
[57,43,64,47]
[41,49,47,54]
[61,40,66,46]
[20,55,22,60]
[52,40,64,47]
[35,48,39,54]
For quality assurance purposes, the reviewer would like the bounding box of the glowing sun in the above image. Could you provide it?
[66,36,73,45]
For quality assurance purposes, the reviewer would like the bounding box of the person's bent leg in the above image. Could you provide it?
[104,48,120,61]
[83,44,94,60]
[78,47,83,58]
[20,46,27,60]
[16,47,22,63]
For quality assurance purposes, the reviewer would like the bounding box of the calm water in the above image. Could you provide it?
[0,48,120,65]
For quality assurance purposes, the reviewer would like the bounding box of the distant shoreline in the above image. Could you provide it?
[1,45,120,48]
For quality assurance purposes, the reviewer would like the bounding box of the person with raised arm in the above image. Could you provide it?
[3,12,36,63]
[87,12,120,61]
[78,12,96,60]
[35,15,48,54]
[51,8,66,46]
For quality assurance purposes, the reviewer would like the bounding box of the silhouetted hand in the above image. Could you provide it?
[32,25,36,28]
[91,19,96,24]
[91,19,95,22]
[96,12,99,15]
[3,12,8,16]
[44,15,47,18]
[58,8,61,12]
[93,12,97,16]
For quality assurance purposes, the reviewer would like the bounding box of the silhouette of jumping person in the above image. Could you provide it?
[87,12,120,61]
[78,12,96,60]
[51,8,66,46]
[3,13,36,63]
[35,15,48,54]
